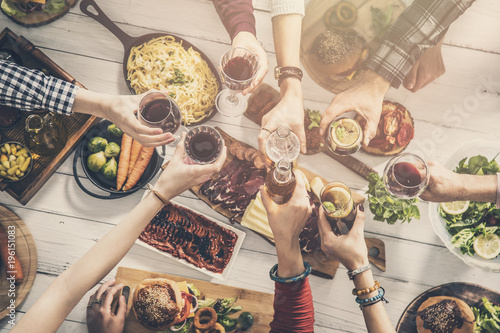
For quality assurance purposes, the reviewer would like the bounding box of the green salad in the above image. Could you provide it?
[472,297,500,332]
[439,154,500,258]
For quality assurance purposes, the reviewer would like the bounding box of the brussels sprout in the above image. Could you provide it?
[107,124,124,137]
[87,151,107,172]
[218,315,237,331]
[104,142,121,158]
[88,137,108,153]
[102,157,118,179]
[237,312,254,331]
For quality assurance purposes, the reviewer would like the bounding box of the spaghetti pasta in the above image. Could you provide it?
[127,36,219,125]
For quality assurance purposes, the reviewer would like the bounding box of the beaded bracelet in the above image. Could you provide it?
[355,288,389,310]
[269,261,311,284]
[352,280,381,296]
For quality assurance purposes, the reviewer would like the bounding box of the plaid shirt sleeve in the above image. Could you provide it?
[0,60,78,114]
[364,0,476,88]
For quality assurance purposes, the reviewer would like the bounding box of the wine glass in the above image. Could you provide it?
[183,125,224,165]
[137,91,185,159]
[216,47,259,117]
[383,153,430,200]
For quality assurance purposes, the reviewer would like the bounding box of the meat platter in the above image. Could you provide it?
[191,127,366,278]
[135,200,245,281]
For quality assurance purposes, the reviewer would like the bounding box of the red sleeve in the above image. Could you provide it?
[270,277,315,333]
[212,0,256,41]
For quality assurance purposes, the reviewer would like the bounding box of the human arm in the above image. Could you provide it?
[260,174,315,332]
[420,161,497,203]
[258,0,307,154]
[0,60,171,146]
[11,135,226,333]
[212,0,267,95]
[318,206,395,333]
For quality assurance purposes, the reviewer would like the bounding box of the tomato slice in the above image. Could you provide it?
[176,292,192,324]
[397,123,414,147]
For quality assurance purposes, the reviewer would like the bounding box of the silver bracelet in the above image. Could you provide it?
[347,264,372,280]
[496,173,500,209]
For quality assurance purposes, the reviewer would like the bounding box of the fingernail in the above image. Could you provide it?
[358,204,364,212]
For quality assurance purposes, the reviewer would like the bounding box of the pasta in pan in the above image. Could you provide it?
[127,36,219,125]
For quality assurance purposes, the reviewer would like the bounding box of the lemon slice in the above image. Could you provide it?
[440,201,470,215]
[322,186,352,219]
[473,234,500,259]
[331,118,361,147]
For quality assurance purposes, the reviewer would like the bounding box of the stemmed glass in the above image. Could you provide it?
[216,47,259,117]
[383,153,430,200]
[137,91,185,159]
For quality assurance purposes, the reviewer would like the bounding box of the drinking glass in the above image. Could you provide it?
[383,153,430,200]
[138,91,185,159]
[184,125,224,165]
[326,116,363,156]
[216,47,259,117]
[320,181,356,235]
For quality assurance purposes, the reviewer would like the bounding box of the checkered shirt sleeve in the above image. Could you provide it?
[364,0,476,88]
[0,60,78,114]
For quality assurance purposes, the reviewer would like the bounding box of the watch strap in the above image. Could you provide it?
[274,66,303,87]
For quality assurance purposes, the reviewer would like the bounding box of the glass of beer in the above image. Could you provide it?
[320,181,356,235]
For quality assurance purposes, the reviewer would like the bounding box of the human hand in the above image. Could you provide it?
[319,70,390,146]
[403,36,445,92]
[86,279,126,333]
[258,82,306,155]
[155,133,227,199]
[260,173,312,245]
[232,31,268,95]
[102,92,174,147]
[419,161,462,202]
[318,205,368,270]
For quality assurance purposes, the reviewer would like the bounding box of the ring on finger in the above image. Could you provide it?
[261,127,272,133]
[87,299,102,308]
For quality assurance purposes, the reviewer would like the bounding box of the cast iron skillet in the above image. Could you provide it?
[79,0,221,125]
[73,120,162,199]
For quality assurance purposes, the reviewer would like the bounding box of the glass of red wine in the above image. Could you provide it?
[184,125,224,165]
[138,91,185,159]
[216,47,259,117]
[383,153,430,200]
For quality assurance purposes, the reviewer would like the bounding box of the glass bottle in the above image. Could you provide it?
[25,112,68,156]
[265,125,300,164]
[265,159,296,205]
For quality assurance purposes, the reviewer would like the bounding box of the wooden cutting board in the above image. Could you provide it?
[115,267,274,333]
[396,282,500,332]
[0,205,37,319]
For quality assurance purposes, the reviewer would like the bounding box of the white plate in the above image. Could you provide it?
[428,139,500,272]
[136,198,245,280]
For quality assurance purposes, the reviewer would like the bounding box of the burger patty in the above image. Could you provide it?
[134,284,180,328]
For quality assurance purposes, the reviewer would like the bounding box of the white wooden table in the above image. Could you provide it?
[0,0,499,332]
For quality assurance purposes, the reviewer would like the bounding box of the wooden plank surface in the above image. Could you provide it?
[115,267,274,333]
[0,0,499,332]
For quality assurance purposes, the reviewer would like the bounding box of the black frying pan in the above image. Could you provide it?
[79,0,221,124]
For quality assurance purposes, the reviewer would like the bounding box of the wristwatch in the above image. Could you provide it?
[274,66,303,87]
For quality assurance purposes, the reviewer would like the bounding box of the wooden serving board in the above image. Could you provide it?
[115,267,274,333]
[191,127,367,279]
[396,282,500,332]
[0,205,37,319]
[0,28,99,205]
[0,0,78,27]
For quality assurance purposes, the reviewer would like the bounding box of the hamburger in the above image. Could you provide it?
[132,278,184,330]
[306,26,368,82]
[416,296,475,333]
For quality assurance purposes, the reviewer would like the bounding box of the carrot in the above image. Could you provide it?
[127,140,143,177]
[122,146,154,191]
[0,225,23,284]
[117,134,133,190]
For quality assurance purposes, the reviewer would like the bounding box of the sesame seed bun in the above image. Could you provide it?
[416,296,475,333]
[132,278,183,331]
